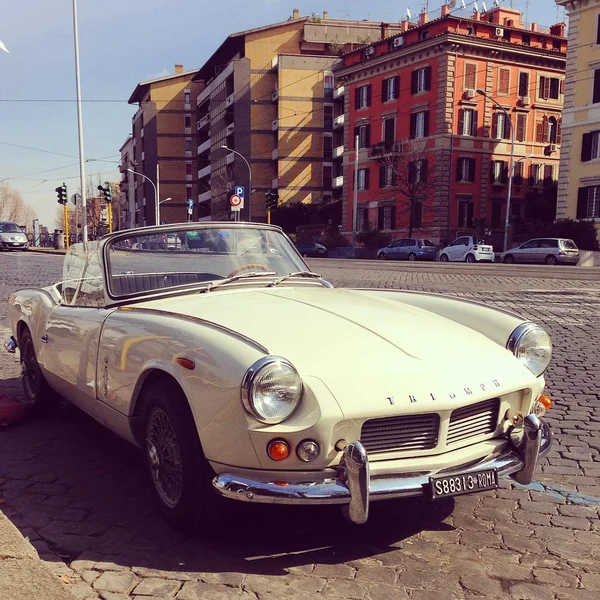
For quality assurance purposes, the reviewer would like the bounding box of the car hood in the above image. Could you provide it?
[137,286,533,417]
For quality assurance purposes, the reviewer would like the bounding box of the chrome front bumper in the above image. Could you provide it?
[213,415,551,524]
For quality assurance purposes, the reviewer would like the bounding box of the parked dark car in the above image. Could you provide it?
[295,241,328,258]
[377,238,437,261]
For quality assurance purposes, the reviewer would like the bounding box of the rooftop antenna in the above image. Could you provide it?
[525,0,530,28]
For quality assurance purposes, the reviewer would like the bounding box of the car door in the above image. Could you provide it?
[447,237,469,261]
[517,240,539,263]
[388,240,404,259]
[401,239,416,259]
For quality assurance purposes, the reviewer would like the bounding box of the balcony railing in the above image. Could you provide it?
[333,175,343,188]
[333,114,344,128]
[368,141,403,157]
[197,139,210,155]
[334,145,344,159]
[272,119,279,131]
[225,93,235,108]
[272,148,278,160]
[333,85,345,100]
[272,88,279,101]
[272,178,279,189]
[198,164,211,179]
[226,122,235,136]
[197,114,210,130]
[197,190,211,204]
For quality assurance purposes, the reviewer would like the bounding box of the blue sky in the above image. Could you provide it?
[0,0,565,226]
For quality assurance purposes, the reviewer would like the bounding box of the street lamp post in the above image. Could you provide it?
[127,167,159,225]
[221,145,252,222]
[477,89,515,252]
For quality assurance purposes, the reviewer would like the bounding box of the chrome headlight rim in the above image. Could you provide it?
[507,322,552,377]
[241,356,303,424]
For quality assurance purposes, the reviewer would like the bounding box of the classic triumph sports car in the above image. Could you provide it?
[5,223,553,531]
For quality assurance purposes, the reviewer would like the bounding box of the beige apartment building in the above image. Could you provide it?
[126,65,203,227]
[193,9,406,222]
[556,0,600,231]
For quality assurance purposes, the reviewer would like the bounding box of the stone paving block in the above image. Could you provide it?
[312,563,355,579]
[459,573,505,597]
[485,563,533,583]
[198,572,245,587]
[580,572,600,591]
[365,584,409,600]
[533,567,578,587]
[459,529,503,548]
[321,578,369,599]
[354,564,396,585]
[93,572,138,594]
[557,590,600,600]
[550,515,592,530]
[132,577,183,597]
[244,573,326,596]
[514,511,552,526]
[509,582,555,600]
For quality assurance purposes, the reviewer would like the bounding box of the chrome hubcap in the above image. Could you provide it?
[146,408,183,508]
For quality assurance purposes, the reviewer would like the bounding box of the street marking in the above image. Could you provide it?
[515,481,600,506]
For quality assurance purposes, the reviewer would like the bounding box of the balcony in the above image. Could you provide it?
[271,55,279,70]
[272,119,279,131]
[225,93,235,108]
[226,152,235,165]
[334,145,344,159]
[333,85,345,100]
[198,164,211,179]
[272,88,279,101]
[197,114,210,130]
[333,114,344,129]
[225,122,235,136]
[197,190,211,204]
[272,178,279,189]
[368,141,402,157]
[272,148,278,160]
[333,176,344,188]
[197,138,210,155]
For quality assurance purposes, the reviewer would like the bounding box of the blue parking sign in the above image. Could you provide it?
[234,186,244,199]
[187,198,194,210]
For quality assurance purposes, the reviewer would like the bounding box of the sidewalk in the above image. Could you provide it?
[26,247,66,255]
[0,510,76,600]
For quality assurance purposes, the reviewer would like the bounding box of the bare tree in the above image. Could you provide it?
[373,139,439,237]
[0,182,37,230]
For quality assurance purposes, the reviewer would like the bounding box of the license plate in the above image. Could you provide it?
[430,468,498,499]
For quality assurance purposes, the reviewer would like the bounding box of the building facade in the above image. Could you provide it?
[336,5,567,249]
[118,135,134,230]
[127,65,204,226]
[556,0,600,232]
[193,9,407,222]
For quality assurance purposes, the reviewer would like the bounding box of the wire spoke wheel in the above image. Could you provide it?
[146,407,184,508]
[21,336,41,403]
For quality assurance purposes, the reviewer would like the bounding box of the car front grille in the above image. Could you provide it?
[447,398,500,445]
[359,398,500,454]
[360,413,440,453]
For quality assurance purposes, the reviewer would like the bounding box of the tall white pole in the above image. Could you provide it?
[155,163,160,225]
[353,134,359,238]
[72,0,87,245]
[504,116,515,253]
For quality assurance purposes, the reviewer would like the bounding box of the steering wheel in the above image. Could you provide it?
[227,263,273,278]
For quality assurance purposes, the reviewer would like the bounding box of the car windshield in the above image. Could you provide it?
[105,224,308,298]
[0,222,21,233]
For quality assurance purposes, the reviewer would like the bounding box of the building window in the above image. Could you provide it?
[323,136,333,159]
[497,68,510,95]
[411,66,431,94]
[186,186,193,199]
[492,112,510,140]
[382,76,399,102]
[464,63,477,90]
[185,163,192,175]
[597,14,600,45]
[491,202,502,227]
[410,111,429,138]
[355,85,371,109]
[536,116,551,143]
[529,164,543,186]
[185,140,192,151]
[458,200,473,228]
[378,205,396,230]
[514,161,524,186]
[543,164,554,183]
[578,186,600,218]
[456,157,476,182]
[324,105,333,128]
[184,116,191,128]
[379,164,397,188]
[383,117,396,146]
[491,160,508,184]
[539,76,562,100]
[184,91,191,104]
[581,130,600,162]
[420,30,430,41]
[522,33,531,46]
[357,168,370,191]
[412,202,423,228]
[409,159,428,184]
[357,208,367,231]
[518,72,529,97]
[354,124,371,148]
[323,165,332,189]
[516,113,527,142]
[593,70,600,104]
[458,108,478,136]
[324,72,334,97]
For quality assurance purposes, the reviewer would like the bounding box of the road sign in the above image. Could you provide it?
[234,186,244,199]
[230,193,243,211]
[187,198,194,210]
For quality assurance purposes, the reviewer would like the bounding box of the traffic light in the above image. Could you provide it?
[265,190,278,210]
[97,182,112,203]
[55,183,67,204]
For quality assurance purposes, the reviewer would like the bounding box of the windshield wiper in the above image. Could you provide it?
[267,271,331,288]
[200,270,277,293]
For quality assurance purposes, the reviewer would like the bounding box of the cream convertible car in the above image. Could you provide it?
[5,223,553,531]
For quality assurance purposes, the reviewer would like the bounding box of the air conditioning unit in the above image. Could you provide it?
[465,89,476,99]
[365,46,375,57]
[495,27,505,37]
[520,95,531,106]
[393,37,404,48]
[550,144,558,152]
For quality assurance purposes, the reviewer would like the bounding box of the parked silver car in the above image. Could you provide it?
[0,221,28,251]
[501,238,579,265]
[377,238,437,261]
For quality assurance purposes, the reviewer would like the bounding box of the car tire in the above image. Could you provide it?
[439,254,449,262]
[465,254,476,263]
[408,253,417,261]
[378,253,387,260]
[18,327,61,418]
[142,378,222,534]
[503,255,515,264]
[545,255,558,265]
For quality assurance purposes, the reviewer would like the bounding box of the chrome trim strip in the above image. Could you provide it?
[213,419,552,524]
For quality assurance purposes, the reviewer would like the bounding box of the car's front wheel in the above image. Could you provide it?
[439,254,449,262]
[503,255,515,264]
[142,378,222,533]
[378,253,387,260]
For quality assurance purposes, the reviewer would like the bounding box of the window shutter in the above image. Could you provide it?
[354,87,360,109]
[516,114,526,142]
[424,111,430,137]
[577,187,588,218]
[466,203,473,228]
[597,15,600,45]
[421,159,429,183]
[519,72,529,97]
[381,79,387,102]
[492,113,498,139]
[465,63,476,90]
[490,162,496,183]
[499,69,509,94]
[543,77,551,100]
[379,165,386,188]
[472,110,478,136]
[391,205,397,229]
[391,167,398,187]
[411,70,418,94]
[581,132,593,162]
[393,76,400,99]
[378,206,385,230]
[504,115,511,139]
[410,113,417,138]
[425,66,432,90]
[469,158,476,182]
[409,161,416,183]
[501,162,508,184]
[366,85,372,106]
[456,158,462,181]
[458,109,465,135]
[556,119,562,145]
[365,124,371,147]
[594,70,600,104]
[535,122,544,144]
[365,168,370,190]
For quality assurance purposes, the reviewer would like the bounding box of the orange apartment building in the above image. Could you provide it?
[126,65,204,227]
[335,4,567,249]
[192,9,408,222]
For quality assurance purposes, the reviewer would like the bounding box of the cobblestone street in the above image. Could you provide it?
[1,253,599,600]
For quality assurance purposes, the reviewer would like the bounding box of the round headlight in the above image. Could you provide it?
[241,357,303,424]
[507,323,552,377]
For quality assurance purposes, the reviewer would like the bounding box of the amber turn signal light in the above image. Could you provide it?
[538,395,553,410]
[267,439,290,461]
